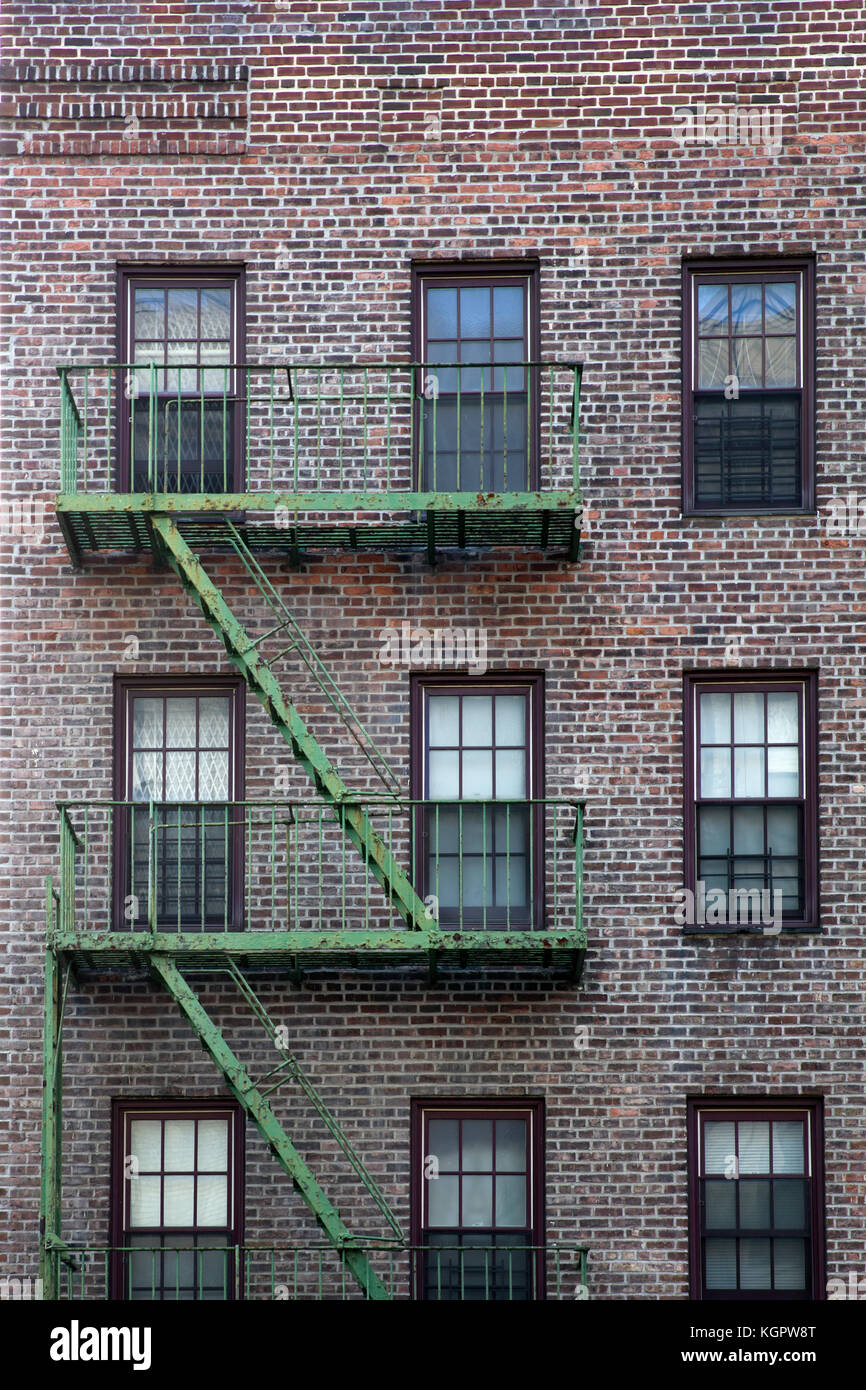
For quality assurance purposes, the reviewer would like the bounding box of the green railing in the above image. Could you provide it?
[57,361,582,496]
[45,1242,589,1301]
[54,798,585,937]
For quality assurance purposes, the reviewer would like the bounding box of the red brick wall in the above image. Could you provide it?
[2,2,865,1298]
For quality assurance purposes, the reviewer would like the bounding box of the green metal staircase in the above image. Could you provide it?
[151,955,400,1299]
[150,514,430,934]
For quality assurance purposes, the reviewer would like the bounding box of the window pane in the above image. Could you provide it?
[740,1237,771,1289]
[739,1179,771,1228]
[199,750,229,802]
[462,750,493,800]
[134,287,165,339]
[734,746,765,797]
[196,1175,228,1226]
[698,338,729,388]
[164,1120,196,1171]
[495,749,525,799]
[767,692,799,744]
[495,1175,526,1226]
[130,1121,162,1171]
[459,286,490,338]
[773,1121,805,1174]
[700,692,730,743]
[705,1179,736,1228]
[428,750,459,798]
[768,746,799,797]
[199,697,230,748]
[705,1238,736,1288]
[495,1119,526,1170]
[165,751,196,801]
[733,691,764,743]
[167,288,198,338]
[699,806,730,856]
[767,805,799,856]
[428,1119,460,1170]
[462,1120,493,1170]
[132,751,161,801]
[166,698,197,748]
[732,336,763,387]
[739,1121,770,1173]
[198,1119,229,1170]
[701,747,731,797]
[495,695,525,745]
[462,1175,493,1227]
[773,1179,806,1228]
[774,1238,806,1290]
[200,288,231,338]
[129,1175,161,1227]
[163,1174,195,1226]
[698,284,728,335]
[427,288,456,338]
[704,1121,736,1175]
[133,698,163,748]
[765,283,796,333]
[428,696,459,747]
[493,286,524,336]
[731,283,763,335]
[732,804,763,854]
[427,1174,459,1227]
[765,336,796,387]
[462,696,493,744]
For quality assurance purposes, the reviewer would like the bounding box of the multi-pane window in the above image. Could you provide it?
[412,678,542,927]
[413,1102,542,1301]
[689,1102,824,1300]
[113,1102,242,1300]
[685,675,817,930]
[413,265,537,491]
[683,260,814,512]
[114,680,243,930]
[118,267,244,492]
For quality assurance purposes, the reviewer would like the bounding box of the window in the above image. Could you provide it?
[684,673,817,930]
[113,678,245,930]
[411,675,543,928]
[411,1100,544,1300]
[683,258,814,512]
[412,262,539,491]
[117,265,245,492]
[688,1099,824,1300]
[111,1101,244,1300]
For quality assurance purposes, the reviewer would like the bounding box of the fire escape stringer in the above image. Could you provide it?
[150,515,430,933]
[150,954,394,1300]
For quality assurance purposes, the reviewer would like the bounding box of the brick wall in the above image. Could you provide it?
[2,1,864,1298]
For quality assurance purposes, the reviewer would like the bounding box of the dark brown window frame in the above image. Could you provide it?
[115,263,246,492]
[687,1096,825,1302]
[112,675,246,931]
[682,256,815,515]
[409,1097,545,1301]
[409,672,545,929]
[683,670,819,932]
[110,1097,245,1301]
[410,260,541,491]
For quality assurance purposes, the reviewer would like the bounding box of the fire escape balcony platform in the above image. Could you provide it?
[50,928,586,979]
[54,489,582,562]
[55,360,583,563]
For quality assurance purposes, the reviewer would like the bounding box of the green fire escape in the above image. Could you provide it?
[41,360,589,1300]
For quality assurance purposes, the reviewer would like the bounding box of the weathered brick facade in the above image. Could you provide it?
[2,2,864,1301]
